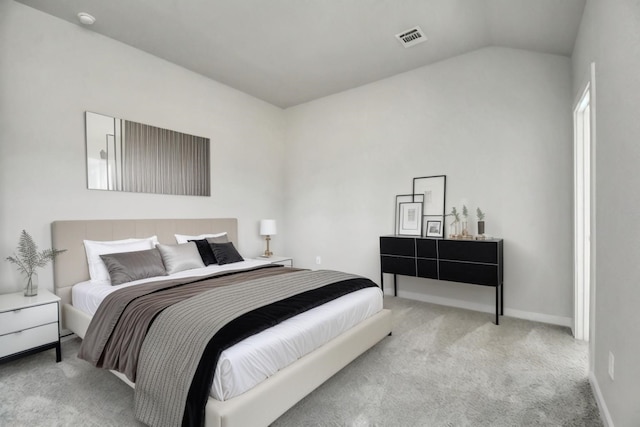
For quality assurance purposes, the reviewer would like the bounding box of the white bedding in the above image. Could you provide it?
[72,261,383,401]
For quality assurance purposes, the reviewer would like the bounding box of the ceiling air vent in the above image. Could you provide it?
[395,26,427,48]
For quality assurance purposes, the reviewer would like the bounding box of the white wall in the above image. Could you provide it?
[284,47,573,324]
[0,1,286,293]
[572,1,640,425]
[0,3,577,327]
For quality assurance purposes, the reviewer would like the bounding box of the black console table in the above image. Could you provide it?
[380,235,504,324]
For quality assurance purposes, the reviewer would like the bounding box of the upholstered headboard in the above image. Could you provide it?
[51,218,238,306]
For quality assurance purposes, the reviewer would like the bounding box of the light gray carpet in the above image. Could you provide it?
[0,297,601,426]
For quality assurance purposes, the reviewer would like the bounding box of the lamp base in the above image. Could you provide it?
[263,235,273,258]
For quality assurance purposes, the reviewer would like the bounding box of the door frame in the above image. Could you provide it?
[572,62,596,369]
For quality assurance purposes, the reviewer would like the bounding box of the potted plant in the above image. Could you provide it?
[476,208,486,236]
[461,205,470,238]
[5,230,66,296]
[448,207,461,238]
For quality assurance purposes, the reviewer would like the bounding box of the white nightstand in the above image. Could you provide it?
[259,255,293,267]
[0,289,61,364]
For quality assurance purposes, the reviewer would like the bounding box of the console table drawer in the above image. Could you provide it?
[381,256,416,276]
[0,302,58,336]
[417,259,438,279]
[439,261,499,286]
[438,240,498,264]
[416,239,437,258]
[380,237,415,257]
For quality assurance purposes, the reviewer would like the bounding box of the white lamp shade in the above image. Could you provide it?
[260,219,277,236]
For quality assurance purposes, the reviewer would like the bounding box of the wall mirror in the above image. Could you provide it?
[412,175,446,238]
[85,112,211,196]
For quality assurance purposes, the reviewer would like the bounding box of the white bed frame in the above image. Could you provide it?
[51,219,392,427]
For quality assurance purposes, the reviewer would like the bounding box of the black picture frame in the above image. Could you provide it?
[413,175,446,238]
[425,220,442,237]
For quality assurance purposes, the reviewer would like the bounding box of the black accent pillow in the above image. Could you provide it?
[100,248,167,286]
[210,242,244,265]
[189,239,217,265]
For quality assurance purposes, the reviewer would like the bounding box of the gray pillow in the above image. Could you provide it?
[156,242,205,274]
[100,248,167,286]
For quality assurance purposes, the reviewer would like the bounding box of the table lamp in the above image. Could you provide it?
[260,219,277,257]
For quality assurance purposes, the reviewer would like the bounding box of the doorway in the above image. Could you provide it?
[573,65,595,342]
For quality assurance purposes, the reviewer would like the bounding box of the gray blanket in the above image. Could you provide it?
[134,269,364,427]
[79,265,296,381]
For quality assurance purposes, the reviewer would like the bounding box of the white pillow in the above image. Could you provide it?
[84,236,159,283]
[174,232,227,244]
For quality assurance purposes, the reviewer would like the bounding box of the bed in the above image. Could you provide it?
[51,218,392,427]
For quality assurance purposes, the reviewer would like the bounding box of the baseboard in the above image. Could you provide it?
[60,332,77,342]
[504,307,572,327]
[392,290,572,327]
[589,371,614,427]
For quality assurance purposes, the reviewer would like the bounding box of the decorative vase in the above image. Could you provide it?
[24,272,38,297]
[461,220,469,238]
[478,221,485,235]
[450,221,460,238]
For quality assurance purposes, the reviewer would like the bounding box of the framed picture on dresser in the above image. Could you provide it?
[395,194,424,235]
[398,202,422,236]
[413,175,446,238]
[425,220,442,237]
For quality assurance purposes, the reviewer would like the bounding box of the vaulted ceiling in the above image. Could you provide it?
[15,0,586,108]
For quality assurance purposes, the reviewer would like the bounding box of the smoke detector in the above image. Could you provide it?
[395,26,427,48]
[77,12,96,25]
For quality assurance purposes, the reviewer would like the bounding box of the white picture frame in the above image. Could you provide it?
[395,194,424,235]
[398,202,423,236]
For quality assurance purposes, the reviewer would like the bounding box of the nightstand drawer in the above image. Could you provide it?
[0,302,58,336]
[0,322,59,358]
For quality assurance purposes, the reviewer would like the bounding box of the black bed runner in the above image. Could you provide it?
[182,277,377,427]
